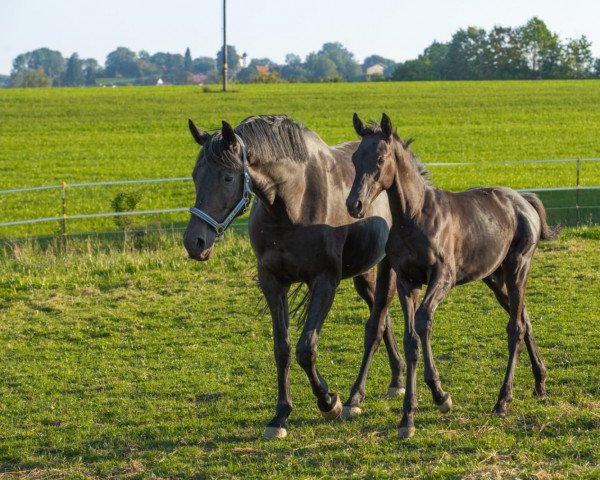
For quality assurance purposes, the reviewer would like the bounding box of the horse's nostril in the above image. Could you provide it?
[196,237,206,250]
[355,200,363,212]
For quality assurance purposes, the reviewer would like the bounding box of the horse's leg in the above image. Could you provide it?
[397,280,421,438]
[296,274,342,418]
[493,248,535,417]
[258,268,292,438]
[343,259,402,419]
[415,269,453,413]
[483,269,547,398]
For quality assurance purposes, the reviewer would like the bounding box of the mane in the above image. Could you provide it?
[203,115,311,169]
[364,120,430,182]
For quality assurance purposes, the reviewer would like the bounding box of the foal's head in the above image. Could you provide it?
[183,119,248,261]
[347,113,402,218]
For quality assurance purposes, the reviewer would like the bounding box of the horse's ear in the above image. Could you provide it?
[381,113,393,141]
[188,119,209,145]
[353,113,367,137]
[221,120,237,147]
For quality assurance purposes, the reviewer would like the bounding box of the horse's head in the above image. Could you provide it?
[183,119,250,261]
[347,113,398,218]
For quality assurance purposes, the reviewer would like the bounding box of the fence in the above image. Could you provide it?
[1,158,599,240]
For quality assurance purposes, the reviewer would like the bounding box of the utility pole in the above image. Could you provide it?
[222,0,228,92]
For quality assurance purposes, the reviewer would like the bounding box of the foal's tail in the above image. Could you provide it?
[521,192,561,241]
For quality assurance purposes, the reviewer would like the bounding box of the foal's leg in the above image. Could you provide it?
[343,259,402,419]
[493,250,536,417]
[483,270,547,397]
[397,280,421,438]
[415,270,453,414]
[296,274,342,418]
[259,268,293,439]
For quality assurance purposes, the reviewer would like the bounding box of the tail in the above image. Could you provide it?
[521,192,561,241]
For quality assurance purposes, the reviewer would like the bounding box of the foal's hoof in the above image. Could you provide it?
[437,394,452,414]
[264,426,288,439]
[533,385,547,398]
[398,426,416,439]
[321,395,343,420]
[340,405,362,420]
[386,387,406,398]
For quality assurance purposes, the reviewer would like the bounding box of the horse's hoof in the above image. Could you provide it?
[437,395,452,414]
[398,426,416,439]
[264,426,288,439]
[321,395,343,420]
[340,405,362,420]
[386,387,405,398]
[533,386,546,397]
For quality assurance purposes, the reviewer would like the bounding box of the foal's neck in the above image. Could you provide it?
[387,142,429,225]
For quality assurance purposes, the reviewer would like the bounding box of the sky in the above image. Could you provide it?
[1,0,600,75]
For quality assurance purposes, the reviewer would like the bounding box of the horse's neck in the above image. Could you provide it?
[387,145,428,225]
[249,152,333,224]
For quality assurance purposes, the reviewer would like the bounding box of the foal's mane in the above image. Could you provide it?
[363,120,430,182]
[203,115,311,169]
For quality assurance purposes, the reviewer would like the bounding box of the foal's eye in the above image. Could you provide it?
[224,174,234,183]
[377,157,385,166]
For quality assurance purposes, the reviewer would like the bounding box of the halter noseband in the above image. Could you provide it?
[189,134,253,238]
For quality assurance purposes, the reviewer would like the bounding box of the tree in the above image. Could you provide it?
[83,58,100,86]
[318,42,362,81]
[64,53,85,86]
[482,26,528,79]
[216,45,240,77]
[192,56,216,74]
[518,17,561,78]
[12,48,65,86]
[105,47,140,78]
[562,36,594,78]
[284,53,302,66]
[11,68,52,87]
[444,27,487,80]
[305,52,339,82]
[184,48,193,72]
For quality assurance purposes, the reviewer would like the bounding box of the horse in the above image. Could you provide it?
[183,115,406,439]
[346,113,559,438]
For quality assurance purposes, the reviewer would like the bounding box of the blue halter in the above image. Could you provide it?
[189,134,253,238]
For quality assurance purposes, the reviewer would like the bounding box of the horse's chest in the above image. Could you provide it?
[385,233,432,285]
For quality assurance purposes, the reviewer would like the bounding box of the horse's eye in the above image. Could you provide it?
[224,174,234,183]
[377,157,385,166]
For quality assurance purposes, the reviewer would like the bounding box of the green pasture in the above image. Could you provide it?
[0,227,599,478]
[1,81,600,237]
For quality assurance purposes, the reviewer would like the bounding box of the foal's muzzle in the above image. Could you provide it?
[346,195,365,218]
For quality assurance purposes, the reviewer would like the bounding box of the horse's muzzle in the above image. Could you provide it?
[346,196,365,219]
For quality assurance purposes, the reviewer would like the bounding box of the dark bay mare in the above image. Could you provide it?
[347,113,559,438]
[183,115,406,438]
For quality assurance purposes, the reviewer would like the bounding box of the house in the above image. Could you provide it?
[365,63,385,77]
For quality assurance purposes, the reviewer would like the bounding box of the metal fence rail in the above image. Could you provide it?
[1,157,599,230]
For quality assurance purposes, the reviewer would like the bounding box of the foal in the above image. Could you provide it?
[346,113,558,438]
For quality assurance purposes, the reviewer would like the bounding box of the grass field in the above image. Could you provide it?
[1,81,600,237]
[1,81,599,478]
[0,227,599,479]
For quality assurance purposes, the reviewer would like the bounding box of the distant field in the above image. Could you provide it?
[0,228,599,478]
[1,81,600,236]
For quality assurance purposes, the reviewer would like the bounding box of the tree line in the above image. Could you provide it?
[3,17,599,88]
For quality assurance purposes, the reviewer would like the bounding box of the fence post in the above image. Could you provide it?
[576,158,580,225]
[61,181,68,250]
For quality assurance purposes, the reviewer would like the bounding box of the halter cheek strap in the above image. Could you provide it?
[189,134,253,238]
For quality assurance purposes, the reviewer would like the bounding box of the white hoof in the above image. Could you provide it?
[386,387,406,398]
[398,426,416,439]
[340,405,362,420]
[321,396,343,420]
[264,426,287,439]
[437,395,452,414]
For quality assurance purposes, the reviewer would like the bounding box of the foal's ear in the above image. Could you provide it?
[221,120,238,148]
[381,113,393,142]
[188,119,210,145]
[353,113,368,137]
